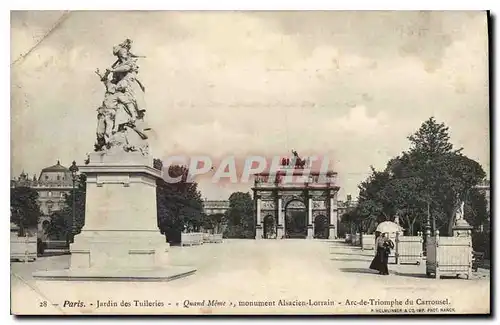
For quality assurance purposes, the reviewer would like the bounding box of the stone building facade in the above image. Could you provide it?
[11,161,75,236]
[201,200,230,234]
[202,200,230,216]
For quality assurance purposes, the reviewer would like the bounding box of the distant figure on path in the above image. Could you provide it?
[369,232,394,275]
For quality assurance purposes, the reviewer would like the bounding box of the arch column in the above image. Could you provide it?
[276,195,284,239]
[255,195,263,240]
[307,196,313,239]
[329,191,338,239]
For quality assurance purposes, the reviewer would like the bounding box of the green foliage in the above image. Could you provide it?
[354,117,487,236]
[408,117,454,156]
[157,164,204,244]
[45,174,86,241]
[472,231,491,259]
[223,192,255,238]
[10,186,41,235]
[202,213,225,234]
[45,210,72,242]
[464,188,488,229]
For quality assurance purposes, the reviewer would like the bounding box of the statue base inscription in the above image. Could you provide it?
[34,152,196,281]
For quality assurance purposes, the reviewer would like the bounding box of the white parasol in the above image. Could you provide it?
[376,221,403,234]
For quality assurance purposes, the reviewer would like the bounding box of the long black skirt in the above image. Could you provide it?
[369,247,389,275]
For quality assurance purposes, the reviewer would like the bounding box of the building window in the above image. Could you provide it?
[57,175,60,180]
[45,175,49,180]
[48,191,52,197]
[47,200,53,215]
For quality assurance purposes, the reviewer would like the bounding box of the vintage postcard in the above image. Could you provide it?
[10,11,490,315]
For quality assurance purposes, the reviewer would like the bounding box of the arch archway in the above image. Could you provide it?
[285,200,307,238]
[314,215,329,239]
[263,215,277,239]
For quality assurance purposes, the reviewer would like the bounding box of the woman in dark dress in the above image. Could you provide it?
[369,232,394,275]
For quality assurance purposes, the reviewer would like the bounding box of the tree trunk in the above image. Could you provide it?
[359,221,363,247]
[410,217,417,236]
[402,215,410,235]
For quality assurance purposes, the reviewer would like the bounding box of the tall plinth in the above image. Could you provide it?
[33,152,196,281]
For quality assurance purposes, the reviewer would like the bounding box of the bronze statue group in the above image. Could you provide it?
[94,38,150,155]
[369,232,395,275]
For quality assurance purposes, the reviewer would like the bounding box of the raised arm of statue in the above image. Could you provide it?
[95,69,116,93]
[129,51,146,59]
[110,60,138,74]
[94,68,106,81]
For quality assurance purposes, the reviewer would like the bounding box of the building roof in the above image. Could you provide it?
[203,200,230,208]
[41,160,69,173]
[12,160,76,188]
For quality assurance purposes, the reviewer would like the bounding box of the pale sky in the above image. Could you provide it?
[11,11,490,200]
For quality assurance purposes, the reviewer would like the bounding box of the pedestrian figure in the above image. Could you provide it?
[369,232,394,275]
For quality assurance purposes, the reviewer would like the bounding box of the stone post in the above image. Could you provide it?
[434,230,440,279]
[395,232,400,265]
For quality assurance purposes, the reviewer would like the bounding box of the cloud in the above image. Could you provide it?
[334,105,387,135]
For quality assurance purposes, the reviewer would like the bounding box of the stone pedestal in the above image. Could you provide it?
[307,225,313,239]
[276,225,284,239]
[255,225,263,240]
[453,218,473,237]
[34,152,196,281]
[329,225,336,239]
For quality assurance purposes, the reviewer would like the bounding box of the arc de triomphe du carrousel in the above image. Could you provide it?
[253,152,339,240]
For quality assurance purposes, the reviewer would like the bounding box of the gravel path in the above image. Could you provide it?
[11,239,490,315]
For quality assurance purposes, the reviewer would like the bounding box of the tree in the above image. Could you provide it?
[11,186,41,236]
[202,213,225,234]
[464,188,488,229]
[224,192,254,238]
[357,167,394,222]
[45,210,72,241]
[65,173,87,234]
[157,164,204,244]
[45,174,87,242]
[408,116,453,156]
[356,117,487,236]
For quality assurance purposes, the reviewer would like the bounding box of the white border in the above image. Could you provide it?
[3,0,497,10]
[2,1,497,324]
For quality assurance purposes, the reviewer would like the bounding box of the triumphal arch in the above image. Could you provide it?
[253,152,340,240]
